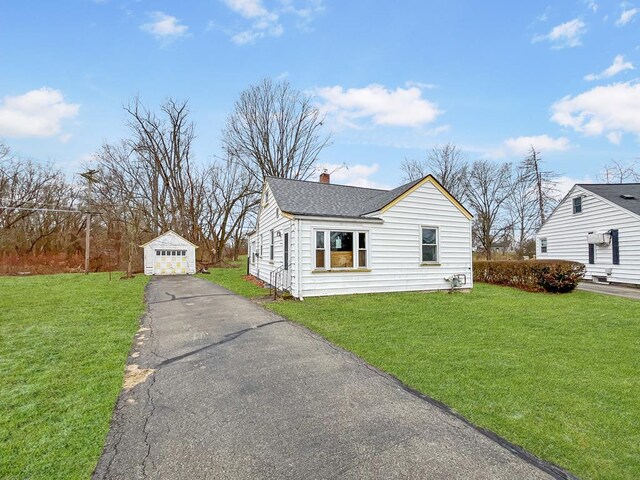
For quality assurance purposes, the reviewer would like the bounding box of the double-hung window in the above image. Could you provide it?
[315,231,325,268]
[314,230,368,270]
[573,197,582,214]
[421,227,438,263]
[540,238,548,253]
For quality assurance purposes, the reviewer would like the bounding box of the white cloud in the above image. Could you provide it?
[315,84,442,129]
[585,54,634,80]
[585,1,598,12]
[616,7,639,26]
[503,135,572,156]
[223,0,322,45]
[405,80,437,90]
[223,0,268,18]
[607,131,623,144]
[555,175,593,198]
[59,133,73,143]
[551,81,640,143]
[0,88,79,138]
[141,12,189,41]
[314,162,389,189]
[533,18,586,48]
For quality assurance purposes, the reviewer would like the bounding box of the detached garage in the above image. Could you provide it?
[141,230,197,275]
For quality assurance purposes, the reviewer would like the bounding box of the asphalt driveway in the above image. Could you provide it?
[93,276,571,479]
[577,281,640,300]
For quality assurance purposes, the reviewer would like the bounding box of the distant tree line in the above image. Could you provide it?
[0,79,330,274]
[1,77,638,272]
[401,143,558,259]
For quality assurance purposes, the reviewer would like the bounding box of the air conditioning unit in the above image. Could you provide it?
[587,232,611,246]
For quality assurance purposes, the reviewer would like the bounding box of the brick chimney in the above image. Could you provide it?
[319,169,330,184]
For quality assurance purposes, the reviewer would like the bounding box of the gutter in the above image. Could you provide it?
[285,213,384,224]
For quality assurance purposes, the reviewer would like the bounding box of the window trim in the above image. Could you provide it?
[313,229,370,271]
[420,226,439,264]
[572,196,582,215]
[540,237,548,254]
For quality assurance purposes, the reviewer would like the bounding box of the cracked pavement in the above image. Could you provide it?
[93,276,570,480]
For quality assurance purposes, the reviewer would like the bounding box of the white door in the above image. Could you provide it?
[154,249,187,275]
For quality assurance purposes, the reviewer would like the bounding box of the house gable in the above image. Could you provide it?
[539,184,640,235]
[140,230,198,248]
[376,175,472,220]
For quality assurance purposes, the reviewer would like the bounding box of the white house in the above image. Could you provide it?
[248,172,473,298]
[536,183,640,285]
[141,230,197,275]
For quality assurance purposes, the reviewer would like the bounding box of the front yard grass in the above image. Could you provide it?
[196,260,266,298]
[205,260,640,479]
[0,273,148,480]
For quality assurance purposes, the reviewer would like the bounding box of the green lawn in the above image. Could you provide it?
[205,259,640,479]
[196,260,267,298]
[0,273,149,480]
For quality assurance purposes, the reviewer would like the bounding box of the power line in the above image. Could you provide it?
[0,205,81,214]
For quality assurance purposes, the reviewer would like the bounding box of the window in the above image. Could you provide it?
[331,232,354,268]
[573,197,582,214]
[269,230,275,261]
[421,227,438,263]
[315,231,325,268]
[264,190,269,205]
[314,230,368,270]
[540,238,548,253]
[156,250,161,256]
[358,232,367,267]
[611,229,620,265]
[260,234,263,257]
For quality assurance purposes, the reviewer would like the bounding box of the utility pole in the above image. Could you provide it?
[79,169,98,275]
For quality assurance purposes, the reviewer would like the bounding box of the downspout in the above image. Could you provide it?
[296,218,303,300]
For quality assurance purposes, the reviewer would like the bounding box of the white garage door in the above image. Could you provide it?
[154,249,187,275]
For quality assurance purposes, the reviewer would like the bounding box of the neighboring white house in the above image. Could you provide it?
[536,183,640,285]
[248,172,473,298]
[141,230,197,275]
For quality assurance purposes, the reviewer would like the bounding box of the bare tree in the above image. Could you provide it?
[521,146,557,226]
[222,78,330,184]
[599,159,640,183]
[507,162,539,258]
[0,143,82,259]
[465,160,513,260]
[124,97,197,237]
[400,142,468,200]
[200,159,256,264]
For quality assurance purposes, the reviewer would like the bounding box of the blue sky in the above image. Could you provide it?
[1,0,639,193]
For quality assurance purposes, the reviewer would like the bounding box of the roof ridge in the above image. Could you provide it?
[578,182,640,186]
[265,175,389,192]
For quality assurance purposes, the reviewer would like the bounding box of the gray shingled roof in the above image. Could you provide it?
[265,176,421,219]
[578,183,640,217]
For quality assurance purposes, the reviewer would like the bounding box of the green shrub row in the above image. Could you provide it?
[474,260,586,293]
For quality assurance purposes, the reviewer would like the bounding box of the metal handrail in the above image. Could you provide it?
[269,264,286,299]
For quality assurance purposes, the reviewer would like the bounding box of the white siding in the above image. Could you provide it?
[297,180,473,297]
[537,186,640,285]
[250,183,295,291]
[143,231,196,275]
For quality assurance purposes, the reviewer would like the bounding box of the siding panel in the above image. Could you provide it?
[537,186,640,285]
[298,181,473,297]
